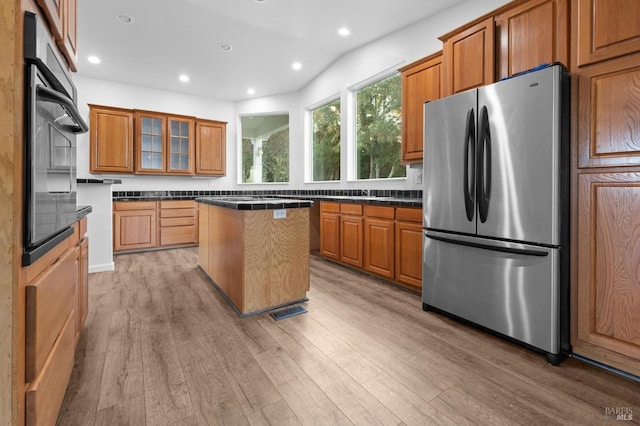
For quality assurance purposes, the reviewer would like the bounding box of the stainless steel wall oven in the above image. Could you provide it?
[23,12,88,265]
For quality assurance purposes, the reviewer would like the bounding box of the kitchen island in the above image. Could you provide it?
[196,197,313,316]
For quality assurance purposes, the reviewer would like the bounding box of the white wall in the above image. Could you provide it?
[75,0,511,270]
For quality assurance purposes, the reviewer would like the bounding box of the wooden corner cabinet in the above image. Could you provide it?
[89,105,135,173]
[196,119,227,176]
[399,52,443,164]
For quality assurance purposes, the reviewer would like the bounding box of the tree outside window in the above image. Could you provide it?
[355,73,405,180]
[311,99,341,181]
[240,114,289,183]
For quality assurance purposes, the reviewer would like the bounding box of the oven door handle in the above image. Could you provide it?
[36,85,89,134]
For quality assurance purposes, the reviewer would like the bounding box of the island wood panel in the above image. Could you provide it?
[207,206,244,310]
[577,0,640,66]
[577,53,640,168]
[495,0,569,79]
[25,247,78,381]
[399,52,442,164]
[89,105,135,174]
[576,172,640,376]
[195,120,226,176]
[26,311,76,426]
[243,208,310,313]
[442,17,495,96]
[198,203,209,272]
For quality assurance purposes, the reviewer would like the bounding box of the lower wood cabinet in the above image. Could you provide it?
[320,201,422,291]
[114,200,198,253]
[575,172,640,376]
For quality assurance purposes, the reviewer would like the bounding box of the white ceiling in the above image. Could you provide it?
[77,0,465,101]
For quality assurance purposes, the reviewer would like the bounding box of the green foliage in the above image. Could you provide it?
[241,138,253,183]
[312,99,341,181]
[356,73,405,179]
[262,127,289,182]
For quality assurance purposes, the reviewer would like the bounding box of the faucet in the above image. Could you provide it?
[353,184,371,197]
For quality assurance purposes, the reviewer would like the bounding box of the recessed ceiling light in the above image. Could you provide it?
[338,27,350,37]
[219,43,232,52]
[247,88,256,95]
[292,62,302,71]
[117,14,135,24]
[254,0,267,3]
[179,74,190,82]
[87,56,101,64]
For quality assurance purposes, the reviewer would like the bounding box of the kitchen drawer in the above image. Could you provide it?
[340,203,363,216]
[160,216,195,227]
[396,207,422,223]
[26,311,76,426]
[364,205,395,220]
[159,208,195,218]
[159,200,194,209]
[160,225,197,246]
[26,247,77,381]
[114,201,157,211]
[320,202,340,213]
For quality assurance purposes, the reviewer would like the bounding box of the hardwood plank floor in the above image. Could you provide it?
[58,248,640,425]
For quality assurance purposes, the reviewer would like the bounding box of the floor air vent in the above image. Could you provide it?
[270,305,307,321]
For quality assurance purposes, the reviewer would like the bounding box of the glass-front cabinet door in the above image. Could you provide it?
[167,116,194,174]
[135,111,166,174]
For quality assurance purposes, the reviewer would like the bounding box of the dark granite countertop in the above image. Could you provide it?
[278,195,422,208]
[76,205,92,219]
[77,178,122,184]
[197,197,314,210]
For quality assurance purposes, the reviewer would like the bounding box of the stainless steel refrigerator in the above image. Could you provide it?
[422,64,570,364]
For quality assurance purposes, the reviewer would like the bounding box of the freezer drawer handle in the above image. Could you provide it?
[426,234,549,257]
[463,108,476,222]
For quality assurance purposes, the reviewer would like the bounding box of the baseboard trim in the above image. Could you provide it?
[89,262,115,273]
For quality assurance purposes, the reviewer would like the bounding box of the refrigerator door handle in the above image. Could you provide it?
[463,108,476,221]
[478,105,492,223]
[425,233,549,257]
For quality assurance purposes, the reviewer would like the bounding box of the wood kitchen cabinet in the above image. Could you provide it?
[340,204,364,268]
[576,0,640,67]
[195,119,227,176]
[576,172,640,376]
[577,52,640,168]
[495,0,569,79]
[113,201,157,252]
[89,105,135,174]
[158,200,198,247]
[395,208,423,289]
[320,202,340,261]
[441,17,495,96]
[166,115,195,175]
[364,206,395,279]
[58,0,78,71]
[134,111,168,174]
[399,52,442,164]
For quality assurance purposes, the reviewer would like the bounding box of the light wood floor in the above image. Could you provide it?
[58,248,640,425]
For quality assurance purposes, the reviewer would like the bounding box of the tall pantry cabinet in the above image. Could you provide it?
[573,0,640,376]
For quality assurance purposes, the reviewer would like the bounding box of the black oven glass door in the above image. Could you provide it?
[24,64,88,264]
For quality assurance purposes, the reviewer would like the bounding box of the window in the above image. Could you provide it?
[240,114,289,183]
[354,73,405,180]
[311,98,341,181]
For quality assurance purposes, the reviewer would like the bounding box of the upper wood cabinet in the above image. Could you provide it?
[577,52,640,168]
[166,115,195,175]
[399,52,442,164]
[441,17,495,96]
[195,119,227,176]
[57,0,78,72]
[577,0,640,67]
[36,0,63,40]
[495,0,569,79]
[134,111,167,174]
[89,105,135,174]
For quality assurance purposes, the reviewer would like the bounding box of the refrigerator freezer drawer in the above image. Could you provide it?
[422,231,560,354]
